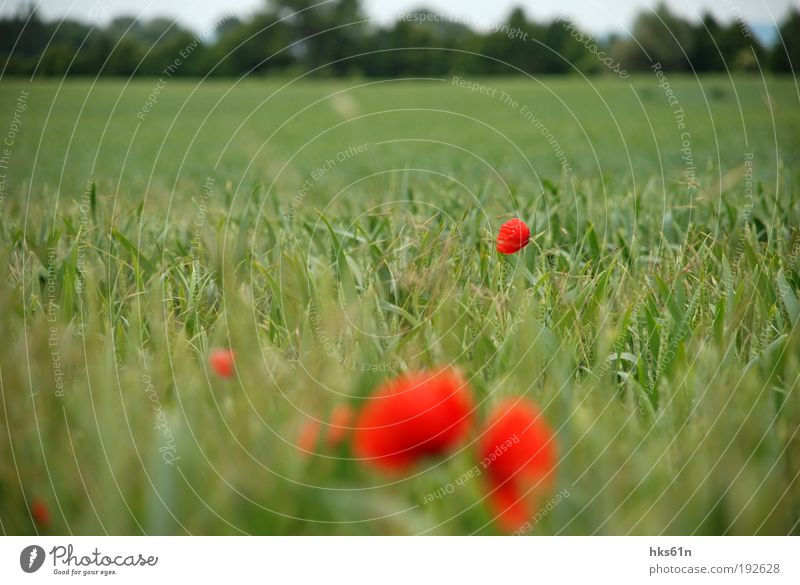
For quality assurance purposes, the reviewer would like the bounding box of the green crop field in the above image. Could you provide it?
[1,75,799,535]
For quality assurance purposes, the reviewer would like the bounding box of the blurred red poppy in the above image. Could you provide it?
[209,349,235,378]
[297,404,354,455]
[298,419,322,453]
[353,368,473,472]
[326,404,354,449]
[479,399,557,532]
[30,498,50,529]
[496,218,531,254]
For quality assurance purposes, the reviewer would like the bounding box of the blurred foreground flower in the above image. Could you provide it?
[30,498,50,529]
[496,218,531,254]
[297,419,322,453]
[209,349,235,378]
[353,368,473,472]
[479,399,557,532]
[297,404,355,454]
[326,404,354,448]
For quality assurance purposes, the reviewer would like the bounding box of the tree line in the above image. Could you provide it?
[1,0,798,77]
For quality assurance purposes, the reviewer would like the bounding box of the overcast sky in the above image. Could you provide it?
[2,0,798,36]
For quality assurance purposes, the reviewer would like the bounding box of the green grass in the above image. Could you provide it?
[1,76,799,535]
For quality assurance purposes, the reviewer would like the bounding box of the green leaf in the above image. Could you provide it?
[777,270,799,327]
[112,229,156,276]
[379,300,420,328]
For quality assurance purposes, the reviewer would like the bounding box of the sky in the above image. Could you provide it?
[2,0,798,37]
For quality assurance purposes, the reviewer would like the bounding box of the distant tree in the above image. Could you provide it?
[362,15,449,77]
[0,3,46,73]
[39,21,92,76]
[448,27,490,75]
[480,8,544,75]
[266,0,365,75]
[717,22,764,72]
[50,19,93,48]
[690,13,725,72]
[374,8,475,76]
[619,2,695,71]
[39,45,72,75]
[214,16,243,39]
[771,9,800,72]
[140,18,193,46]
[105,36,144,75]
[206,9,293,76]
[540,19,598,74]
[0,4,44,58]
[71,29,113,75]
[105,16,139,42]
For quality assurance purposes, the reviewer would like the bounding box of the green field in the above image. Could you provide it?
[1,76,799,535]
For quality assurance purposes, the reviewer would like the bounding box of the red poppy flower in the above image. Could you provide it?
[30,498,50,529]
[209,349,235,378]
[353,368,473,472]
[298,419,322,453]
[496,218,531,254]
[479,399,557,532]
[297,404,354,455]
[326,404,354,449]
